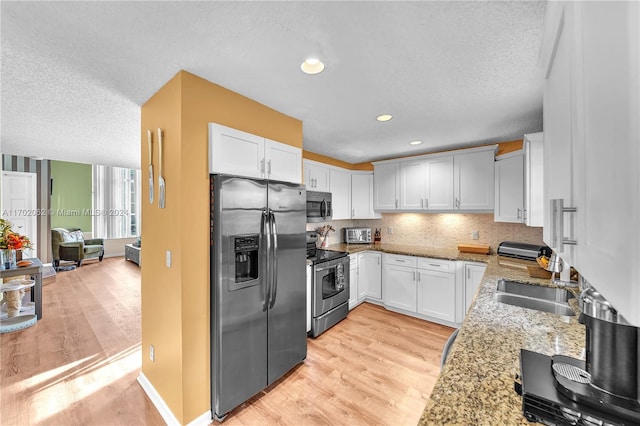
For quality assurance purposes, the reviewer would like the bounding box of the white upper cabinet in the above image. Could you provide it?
[453,148,496,211]
[209,123,302,183]
[329,168,351,220]
[209,123,265,178]
[541,2,577,266]
[524,133,544,227]
[373,162,400,211]
[494,151,525,223]
[304,160,330,192]
[351,173,381,219]
[427,156,455,210]
[399,156,454,211]
[265,139,302,184]
[541,1,640,325]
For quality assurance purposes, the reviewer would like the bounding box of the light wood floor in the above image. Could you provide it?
[0,258,454,426]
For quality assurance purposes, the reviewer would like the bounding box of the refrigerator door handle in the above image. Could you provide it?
[262,208,270,312]
[269,210,278,309]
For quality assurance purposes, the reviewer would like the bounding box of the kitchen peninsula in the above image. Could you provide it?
[329,243,585,424]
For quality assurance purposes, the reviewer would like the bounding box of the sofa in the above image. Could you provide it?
[51,228,104,267]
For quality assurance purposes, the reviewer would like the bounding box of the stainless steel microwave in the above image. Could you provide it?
[306,191,332,222]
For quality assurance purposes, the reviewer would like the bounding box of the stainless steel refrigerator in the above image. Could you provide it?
[210,174,307,420]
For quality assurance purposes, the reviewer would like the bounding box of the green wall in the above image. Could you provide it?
[50,160,92,231]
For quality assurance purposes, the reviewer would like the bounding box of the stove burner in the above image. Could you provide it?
[552,362,592,384]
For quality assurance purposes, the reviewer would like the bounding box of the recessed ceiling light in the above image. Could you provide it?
[409,140,423,145]
[376,114,393,122]
[301,58,325,74]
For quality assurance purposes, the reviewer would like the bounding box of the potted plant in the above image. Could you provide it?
[0,219,32,269]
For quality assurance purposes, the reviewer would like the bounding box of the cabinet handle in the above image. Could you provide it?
[267,160,272,176]
[413,271,416,281]
[455,198,460,209]
[261,159,265,174]
[429,263,441,267]
[395,199,398,209]
[352,209,355,218]
[425,198,428,209]
[467,268,470,279]
[551,199,578,251]
[523,209,527,222]
[420,198,424,209]
[517,208,522,220]
[417,273,420,283]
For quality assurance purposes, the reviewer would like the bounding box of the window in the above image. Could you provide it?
[92,165,141,239]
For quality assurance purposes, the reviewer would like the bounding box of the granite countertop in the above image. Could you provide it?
[327,243,585,425]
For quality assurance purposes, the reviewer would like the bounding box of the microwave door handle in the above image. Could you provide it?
[269,210,278,309]
[262,209,270,312]
[320,199,327,219]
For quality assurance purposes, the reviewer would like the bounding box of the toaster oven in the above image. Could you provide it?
[344,228,372,244]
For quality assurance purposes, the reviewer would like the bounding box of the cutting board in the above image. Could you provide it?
[457,243,490,255]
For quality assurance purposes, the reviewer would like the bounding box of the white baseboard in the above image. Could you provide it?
[137,372,180,425]
[137,372,212,426]
[186,410,214,426]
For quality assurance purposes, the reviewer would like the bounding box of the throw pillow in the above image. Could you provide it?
[70,230,84,242]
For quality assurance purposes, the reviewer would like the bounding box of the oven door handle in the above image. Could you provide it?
[314,265,336,273]
[269,209,278,309]
[262,209,270,312]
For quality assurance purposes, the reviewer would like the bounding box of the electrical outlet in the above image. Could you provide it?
[387,227,393,235]
[472,230,479,240]
[166,250,171,268]
[150,344,155,362]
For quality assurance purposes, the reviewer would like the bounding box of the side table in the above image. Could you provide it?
[125,244,141,266]
[0,258,43,320]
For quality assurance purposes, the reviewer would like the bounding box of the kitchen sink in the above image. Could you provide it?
[495,279,575,316]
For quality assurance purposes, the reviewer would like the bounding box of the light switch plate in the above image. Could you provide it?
[166,250,171,267]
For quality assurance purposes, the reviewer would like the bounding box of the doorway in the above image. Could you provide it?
[2,171,38,256]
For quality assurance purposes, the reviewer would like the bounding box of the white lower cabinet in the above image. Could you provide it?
[416,267,456,323]
[349,254,358,309]
[463,262,487,314]
[383,263,417,313]
[359,252,382,301]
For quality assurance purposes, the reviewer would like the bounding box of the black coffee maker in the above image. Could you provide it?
[518,285,640,425]
[569,287,639,412]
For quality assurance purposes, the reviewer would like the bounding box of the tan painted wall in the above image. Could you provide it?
[140,70,302,424]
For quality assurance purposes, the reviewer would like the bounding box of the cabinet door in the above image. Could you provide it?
[209,123,265,178]
[416,269,456,322]
[425,156,454,210]
[359,252,382,300]
[373,163,399,210]
[304,161,330,191]
[265,139,302,184]
[494,153,524,223]
[572,1,640,326]
[330,168,351,220]
[464,263,486,313]
[383,264,416,312]
[453,150,495,211]
[524,133,544,227]
[541,2,576,265]
[351,173,380,219]
[349,254,359,310]
[399,159,426,210]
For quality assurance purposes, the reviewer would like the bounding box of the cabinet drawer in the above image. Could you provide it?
[417,257,454,273]
[383,253,417,268]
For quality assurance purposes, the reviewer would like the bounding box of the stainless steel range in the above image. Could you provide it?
[306,231,349,337]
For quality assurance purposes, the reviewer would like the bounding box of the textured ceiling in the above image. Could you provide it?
[1,1,546,169]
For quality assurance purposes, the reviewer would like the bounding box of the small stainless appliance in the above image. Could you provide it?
[344,227,372,244]
[497,241,551,261]
[306,191,332,223]
[210,175,307,420]
[306,231,349,337]
[517,284,640,425]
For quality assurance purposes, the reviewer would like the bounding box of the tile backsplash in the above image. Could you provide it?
[307,213,544,253]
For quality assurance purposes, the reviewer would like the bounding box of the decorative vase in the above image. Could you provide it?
[16,250,22,262]
[1,249,17,270]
